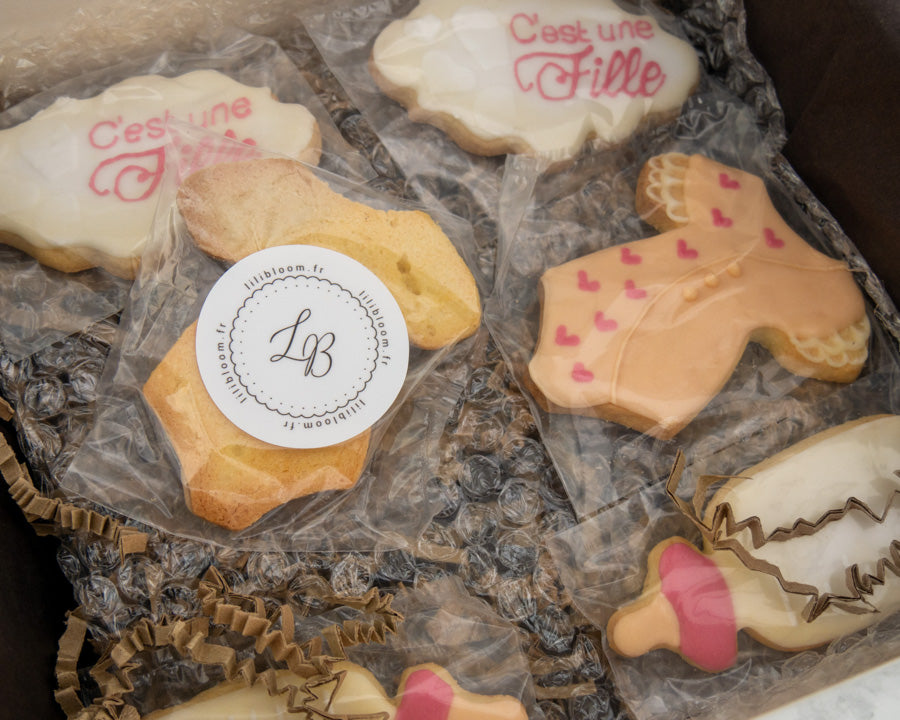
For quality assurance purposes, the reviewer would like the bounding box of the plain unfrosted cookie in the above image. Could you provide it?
[370,0,699,161]
[0,70,321,277]
[528,153,869,438]
[176,157,481,349]
[142,322,369,531]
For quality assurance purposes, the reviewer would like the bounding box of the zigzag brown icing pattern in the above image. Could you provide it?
[665,452,900,621]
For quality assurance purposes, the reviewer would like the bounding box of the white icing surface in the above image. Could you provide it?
[0,70,318,264]
[372,0,699,158]
[715,416,900,534]
[712,416,900,598]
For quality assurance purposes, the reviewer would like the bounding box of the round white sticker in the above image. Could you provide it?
[195,245,409,448]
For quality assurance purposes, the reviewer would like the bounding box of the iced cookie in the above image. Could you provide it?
[305,661,528,720]
[370,0,699,161]
[607,415,900,671]
[176,157,481,350]
[529,153,869,439]
[145,663,528,719]
[0,70,321,277]
[142,322,370,531]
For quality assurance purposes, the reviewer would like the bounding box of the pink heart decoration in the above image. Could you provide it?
[711,208,733,228]
[764,227,785,249]
[572,362,594,383]
[577,269,600,292]
[625,280,647,299]
[718,173,740,190]
[677,238,699,260]
[555,325,580,346]
[594,312,618,332]
[620,247,642,265]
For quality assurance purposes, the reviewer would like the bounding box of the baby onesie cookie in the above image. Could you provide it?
[529,153,869,439]
[607,415,900,671]
[145,663,528,719]
[176,157,481,349]
[0,70,320,277]
[142,322,370,531]
[370,0,699,161]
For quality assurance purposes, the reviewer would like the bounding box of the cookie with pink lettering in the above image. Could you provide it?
[370,0,699,161]
[145,663,528,719]
[0,70,320,277]
[607,415,900,671]
[528,153,869,438]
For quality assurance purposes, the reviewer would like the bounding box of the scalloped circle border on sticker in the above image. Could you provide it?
[196,245,409,449]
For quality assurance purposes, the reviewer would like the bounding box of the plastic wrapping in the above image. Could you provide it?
[547,451,900,720]
[303,0,516,287]
[0,29,369,361]
[59,566,536,718]
[478,6,900,718]
[486,84,900,518]
[1,2,899,720]
[58,120,487,549]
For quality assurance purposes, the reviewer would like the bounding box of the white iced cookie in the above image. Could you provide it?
[371,0,699,161]
[608,415,900,672]
[0,70,321,277]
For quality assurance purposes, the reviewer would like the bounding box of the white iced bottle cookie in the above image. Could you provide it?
[0,70,321,277]
[608,416,900,672]
[370,0,699,161]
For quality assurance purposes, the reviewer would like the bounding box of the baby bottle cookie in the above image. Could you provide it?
[608,415,900,671]
[529,153,869,438]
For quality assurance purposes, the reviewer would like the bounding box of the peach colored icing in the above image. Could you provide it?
[371,0,699,160]
[528,154,868,437]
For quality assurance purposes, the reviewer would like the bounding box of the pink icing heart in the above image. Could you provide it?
[594,312,618,332]
[764,227,785,248]
[555,325,580,346]
[711,208,733,228]
[625,280,646,299]
[572,362,594,383]
[577,269,600,291]
[620,247,642,265]
[676,238,698,259]
[718,172,740,189]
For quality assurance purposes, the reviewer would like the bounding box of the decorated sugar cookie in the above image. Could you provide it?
[146,663,528,719]
[370,0,699,161]
[305,661,528,719]
[528,153,869,439]
[607,415,900,672]
[0,70,320,277]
